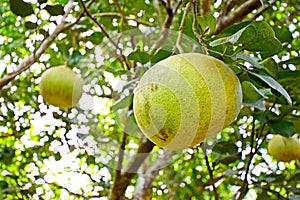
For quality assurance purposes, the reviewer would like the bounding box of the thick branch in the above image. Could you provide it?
[109,139,154,200]
[200,0,211,16]
[133,150,173,199]
[0,1,74,90]
[215,0,262,34]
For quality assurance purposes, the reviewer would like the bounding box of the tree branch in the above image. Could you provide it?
[150,0,182,56]
[79,0,130,70]
[114,132,128,185]
[202,143,219,200]
[93,13,156,27]
[235,117,257,200]
[250,0,276,20]
[215,0,262,34]
[173,1,192,54]
[200,0,211,16]
[133,150,173,199]
[109,138,154,200]
[0,1,74,90]
[153,0,163,26]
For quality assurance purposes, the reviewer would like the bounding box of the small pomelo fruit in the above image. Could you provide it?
[133,53,242,150]
[268,134,300,162]
[39,65,84,109]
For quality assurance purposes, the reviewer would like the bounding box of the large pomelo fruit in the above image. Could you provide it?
[133,53,242,150]
[268,134,300,162]
[39,65,84,109]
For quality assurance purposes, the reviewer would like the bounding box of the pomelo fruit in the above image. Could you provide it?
[39,65,84,109]
[133,53,242,150]
[268,134,300,162]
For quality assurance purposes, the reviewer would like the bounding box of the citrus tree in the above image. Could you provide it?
[0,0,300,199]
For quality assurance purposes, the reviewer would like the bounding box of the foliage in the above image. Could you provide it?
[0,0,300,199]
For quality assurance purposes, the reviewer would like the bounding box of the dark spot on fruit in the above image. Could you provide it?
[157,128,169,141]
[150,83,158,91]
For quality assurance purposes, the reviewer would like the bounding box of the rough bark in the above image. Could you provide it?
[215,0,262,34]
[201,0,211,16]
[133,150,173,200]
[109,139,154,200]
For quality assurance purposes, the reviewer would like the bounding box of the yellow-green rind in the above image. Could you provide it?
[268,134,300,162]
[39,66,84,109]
[133,53,242,150]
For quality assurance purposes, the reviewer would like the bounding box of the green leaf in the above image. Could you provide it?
[248,71,292,105]
[231,25,256,44]
[243,99,265,111]
[268,120,296,137]
[242,81,268,100]
[111,94,133,111]
[292,38,300,50]
[198,13,216,34]
[288,171,300,183]
[39,29,49,38]
[282,57,300,65]
[128,49,150,64]
[0,181,8,189]
[261,58,278,77]
[209,36,231,47]
[235,54,263,69]
[241,81,269,110]
[215,153,240,165]
[68,50,83,67]
[277,70,300,81]
[45,5,65,16]
[212,142,237,154]
[84,32,104,44]
[38,0,47,3]
[25,21,38,29]
[221,21,251,34]
[10,0,34,17]
[273,26,293,43]
[259,173,285,183]
[245,37,282,52]
[151,49,172,64]
[209,21,282,54]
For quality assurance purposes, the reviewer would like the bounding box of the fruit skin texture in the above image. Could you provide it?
[39,65,84,109]
[133,53,242,150]
[268,134,300,162]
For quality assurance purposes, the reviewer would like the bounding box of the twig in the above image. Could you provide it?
[150,0,182,56]
[202,143,219,200]
[113,0,126,23]
[114,132,128,181]
[79,0,129,70]
[153,0,163,26]
[215,0,262,34]
[64,0,96,30]
[250,0,276,20]
[192,1,207,48]
[93,13,156,27]
[173,1,192,54]
[235,117,257,200]
[0,1,74,90]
